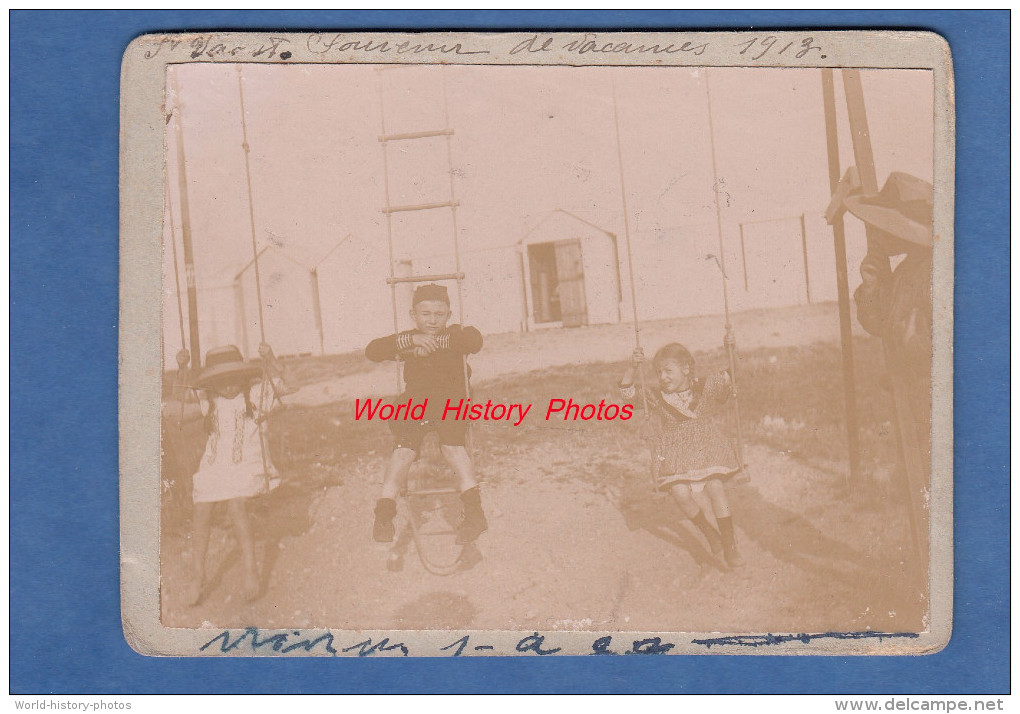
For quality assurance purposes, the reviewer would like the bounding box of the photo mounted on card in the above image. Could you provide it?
[119,30,953,656]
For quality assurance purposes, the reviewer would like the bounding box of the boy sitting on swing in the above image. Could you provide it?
[366,283,487,545]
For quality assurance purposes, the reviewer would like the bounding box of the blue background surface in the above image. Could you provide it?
[9,10,1009,693]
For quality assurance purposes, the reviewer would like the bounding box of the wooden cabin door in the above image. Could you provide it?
[555,239,587,327]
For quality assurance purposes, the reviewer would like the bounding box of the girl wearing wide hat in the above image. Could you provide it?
[185,344,278,605]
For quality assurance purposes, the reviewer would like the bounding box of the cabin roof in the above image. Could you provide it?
[518,208,615,245]
[233,244,312,281]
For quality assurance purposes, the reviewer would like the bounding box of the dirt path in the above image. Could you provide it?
[162,442,920,634]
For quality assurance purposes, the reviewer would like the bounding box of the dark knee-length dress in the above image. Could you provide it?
[620,372,740,491]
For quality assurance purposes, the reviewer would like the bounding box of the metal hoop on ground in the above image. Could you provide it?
[401,448,465,575]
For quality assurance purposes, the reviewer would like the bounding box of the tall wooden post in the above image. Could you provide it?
[738,223,749,292]
[310,269,325,355]
[170,67,202,369]
[821,69,862,491]
[842,69,927,564]
[799,212,812,304]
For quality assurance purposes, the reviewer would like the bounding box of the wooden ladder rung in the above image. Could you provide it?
[386,273,464,285]
[382,200,459,215]
[379,129,454,143]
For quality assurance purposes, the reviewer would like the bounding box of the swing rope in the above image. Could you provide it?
[165,165,192,422]
[375,68,404,396]
[440,67,475,456]
[236,65,272,478]
[611,76,657,486]
[165,172,187,351]
[702,69,747,474]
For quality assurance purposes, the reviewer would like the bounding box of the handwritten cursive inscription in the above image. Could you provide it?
[510,33,709,56]
[691,631,920,649]
[196,627,915,656]
[144,35,291,60]
[200,627,339,655]
[735,35,826,61]
[306,33,489,56]
[141,32,829,64]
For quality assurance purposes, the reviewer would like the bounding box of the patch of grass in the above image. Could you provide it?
[733,337,899,472]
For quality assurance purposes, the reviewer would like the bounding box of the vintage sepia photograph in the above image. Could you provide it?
[118,31,953,656]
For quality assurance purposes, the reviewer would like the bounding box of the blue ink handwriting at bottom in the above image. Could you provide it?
[200,628,338,656]
[342,637,409,657]
[441,635,495,656]
[516,632,562,655]
[626,637,675,655]
[691,631,921,649]
[590,635,675,655]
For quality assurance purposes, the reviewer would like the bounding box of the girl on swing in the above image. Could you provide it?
[619,342,743,569]
[185,344,280,605]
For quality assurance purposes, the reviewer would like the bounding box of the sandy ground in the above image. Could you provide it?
[160,302,926,635]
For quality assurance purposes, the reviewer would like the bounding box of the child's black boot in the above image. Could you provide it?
[716,516,743,567]
[690,510,725,558]
[456,486,488,545]
[373,498,397,543]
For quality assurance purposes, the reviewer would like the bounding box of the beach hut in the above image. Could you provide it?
[517,209,622,330]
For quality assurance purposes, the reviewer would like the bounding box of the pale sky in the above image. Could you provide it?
[163,63,933,359]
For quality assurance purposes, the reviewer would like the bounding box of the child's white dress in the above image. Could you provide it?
[192,382,278,503]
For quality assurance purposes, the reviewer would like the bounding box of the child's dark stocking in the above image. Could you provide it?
[456,486,488,544]
[669,483,723,558]
[690,509,724,557]
[373,498,398,543]
[716,515,743,567]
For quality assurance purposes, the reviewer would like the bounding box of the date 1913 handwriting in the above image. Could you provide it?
[735,36,826,60]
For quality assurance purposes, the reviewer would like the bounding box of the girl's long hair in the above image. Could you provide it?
[652,343,695,370]
[204,379,256,431]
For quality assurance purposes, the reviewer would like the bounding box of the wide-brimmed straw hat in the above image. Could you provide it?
[844,171,933,248]
[196,345,261,389]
